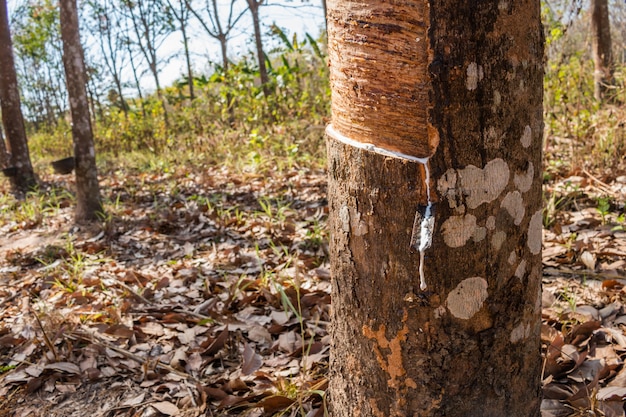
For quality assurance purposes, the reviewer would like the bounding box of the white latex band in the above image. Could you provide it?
[326,124,430,164]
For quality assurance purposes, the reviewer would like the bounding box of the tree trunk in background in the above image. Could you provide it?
[60,0,103,223]
[165,0,194,100]
[96,2,129,116]
[125,0,171,127]
[326,1,544,416]
[181,20,194,100]
[0,0,37,195]
[591,0,613,102]
[246,0,270,97]
[126,36,147,118]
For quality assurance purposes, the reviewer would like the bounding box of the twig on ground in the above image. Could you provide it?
[68,329,201,383]
[31,310,58,362]
[582,168,621,198]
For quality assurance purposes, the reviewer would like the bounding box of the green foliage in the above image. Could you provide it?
[542,181,581,229]
[0,364,16,374]
[595,197,611,224]
[11,0,67,126]
[0,187,74,230]
[25,29,329,174]
[543,11,626,173]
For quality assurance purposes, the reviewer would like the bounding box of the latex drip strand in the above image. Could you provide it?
[326,124,434,291]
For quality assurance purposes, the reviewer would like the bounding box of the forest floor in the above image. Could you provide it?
[0,157,626,416]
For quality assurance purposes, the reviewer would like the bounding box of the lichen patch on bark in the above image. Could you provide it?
[514,162,534,193]
[492,90,501,110]
[501,191,525,225]
[352,211,369,236]
[441,214,477,248]
[466,62,484,90]
[438,158,510,210]
[472,226,487,243]
[515,259,527,280]
[446,277,489,320]
[520,125,532,148]
[437,168,459,209]
[339,205,350,233]
[491,230,507,251]
[510,322,531,343]
[528,210,543,255]
[460,159,510,209]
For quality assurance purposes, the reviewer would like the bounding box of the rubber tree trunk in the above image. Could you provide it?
[60,0,103,223]
[0,0,37,194]
[326,1,544,416]
[591,0,613,102]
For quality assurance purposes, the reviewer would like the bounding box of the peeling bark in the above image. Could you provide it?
[60,0,103,223]
[327,0,543,416]
[0,0,37,194]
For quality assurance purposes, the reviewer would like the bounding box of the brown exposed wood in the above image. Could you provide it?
[591,0,613,102]
[0,0,37,194]
[60,0,103,223]
[327,0,544,416]
[327,0,433,158]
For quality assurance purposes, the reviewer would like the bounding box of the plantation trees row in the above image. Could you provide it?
[0,0,101,221]
[0,0,327,219]
[5,0,325,129]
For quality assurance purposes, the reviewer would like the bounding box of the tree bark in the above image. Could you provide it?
[326,1,544,416]
[60,0,103,223]
[246,0,270,97]
[591,0,613,102]
[0,0,37,194]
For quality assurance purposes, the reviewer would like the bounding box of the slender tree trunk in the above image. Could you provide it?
[60,0,103,223]
[246,0,270,97]
[219,36,229,71]
[591,0,613,102]
[113,75,129,115]
[133,4,170,127]
[86,75,101,123]
[178,15,194,101]
[127,45,147,117]
[217,35,236,125]
[102,32,129,115]
[0,0,37,194]
[148,57,170,128]
[326,1,544,416]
